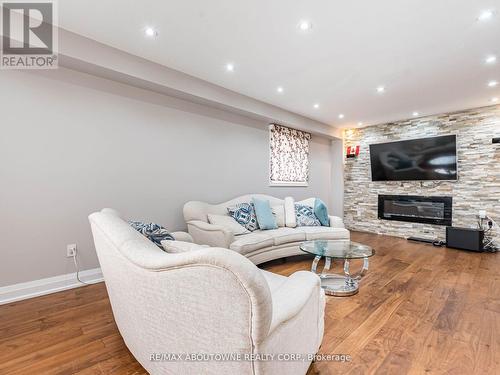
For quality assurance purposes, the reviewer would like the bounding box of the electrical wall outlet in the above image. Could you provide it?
[67,244,77,258]
[479,210,487,219]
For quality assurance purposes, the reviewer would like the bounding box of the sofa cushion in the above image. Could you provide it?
[229,232,275,255]
[297,226,350,241]
[128,221,174,248]
[207,214,250,235]
[262,227,306,246]
[314,198,330,227]
[230,226,349,254]
[271,205,285,227]
[295,204,321,227]
[227,203,260,232]
[284,197,296,228]
[253,198,278,230]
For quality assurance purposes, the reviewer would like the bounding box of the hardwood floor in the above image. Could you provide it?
[1,231,499,374]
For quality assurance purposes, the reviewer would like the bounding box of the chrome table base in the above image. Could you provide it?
[311,255,369,297]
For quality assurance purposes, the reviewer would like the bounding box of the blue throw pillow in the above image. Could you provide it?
[252,198,278,230]
[227,203,260,232]
[295,204,321,227]
[128,221,174,249]
[314,198,330,226]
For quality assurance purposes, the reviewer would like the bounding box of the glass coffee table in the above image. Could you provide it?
[299,240,374,297]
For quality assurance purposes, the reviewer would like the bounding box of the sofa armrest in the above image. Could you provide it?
[170,231,193,243]
[186,220,235,248]
[268,271,321,335]
[329,215,345,228]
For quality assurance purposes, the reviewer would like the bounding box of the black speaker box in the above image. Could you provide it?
[446,227,484,252]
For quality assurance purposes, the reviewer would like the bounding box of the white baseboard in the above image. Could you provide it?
[0,268,104,305]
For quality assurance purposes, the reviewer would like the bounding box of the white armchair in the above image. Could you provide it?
[89,209,325,375]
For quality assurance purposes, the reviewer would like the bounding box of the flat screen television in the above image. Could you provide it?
[369,135,457,181]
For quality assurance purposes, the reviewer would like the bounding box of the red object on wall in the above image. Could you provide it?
[346,145,360,158]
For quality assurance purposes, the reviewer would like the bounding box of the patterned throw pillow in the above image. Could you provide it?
[128,221,174,248]
[295,204,321,227]
[227,203,260,232]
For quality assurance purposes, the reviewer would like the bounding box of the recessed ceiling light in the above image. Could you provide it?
[225,63,235,72]
[478,10,494,21]
[313,103,320,109]
[376,86,386,93]
[144,27,158,38]
[485,55,497,64]
[492,97,499,103]
[338,114,345,119]
[412,111,420,117]
[358,122,364,126]
[488,80,498,87]
[298,20,312,31]
[276,86,284,93]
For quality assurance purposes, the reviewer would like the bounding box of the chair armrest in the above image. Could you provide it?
[329,215,345,228]
[268,271,321,335]
[170,231,193,243]
[186,220,235,248]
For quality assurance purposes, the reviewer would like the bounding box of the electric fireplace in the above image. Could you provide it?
[378,195,453,226]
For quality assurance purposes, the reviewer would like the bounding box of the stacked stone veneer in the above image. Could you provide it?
[343,105,500,243]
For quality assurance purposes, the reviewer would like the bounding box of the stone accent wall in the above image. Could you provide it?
[343,105,500,244]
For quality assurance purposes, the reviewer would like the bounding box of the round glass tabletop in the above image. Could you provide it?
[299,240,374,259]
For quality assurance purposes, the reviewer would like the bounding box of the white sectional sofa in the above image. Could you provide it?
[89,208,325,375]
[184,194,350,265]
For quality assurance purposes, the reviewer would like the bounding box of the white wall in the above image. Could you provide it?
[330,139,344,217]
[0,68,334,286]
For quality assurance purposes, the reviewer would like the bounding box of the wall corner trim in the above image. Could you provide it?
[0,268,104,305]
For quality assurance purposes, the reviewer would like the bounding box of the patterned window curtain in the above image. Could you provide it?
[269,124,311,186]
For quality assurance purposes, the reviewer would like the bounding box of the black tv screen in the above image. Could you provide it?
[369,135,457,181]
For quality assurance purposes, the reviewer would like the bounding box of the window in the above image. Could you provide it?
[269,124,311,186]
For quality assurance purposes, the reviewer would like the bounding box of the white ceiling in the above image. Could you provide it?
[58,0,500,128]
